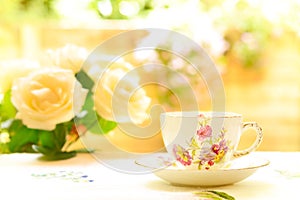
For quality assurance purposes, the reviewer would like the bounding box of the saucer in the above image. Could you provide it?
[135,153,269,187]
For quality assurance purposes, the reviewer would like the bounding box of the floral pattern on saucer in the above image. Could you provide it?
[173,114,232,170]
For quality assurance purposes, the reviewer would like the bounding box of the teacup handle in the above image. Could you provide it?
[233,122,263,157]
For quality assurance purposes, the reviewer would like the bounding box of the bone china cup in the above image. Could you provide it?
[160,112,263,170]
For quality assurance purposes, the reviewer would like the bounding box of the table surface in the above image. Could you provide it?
[0,151,299,200]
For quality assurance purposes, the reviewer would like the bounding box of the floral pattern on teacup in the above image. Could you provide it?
[173,114,232,170]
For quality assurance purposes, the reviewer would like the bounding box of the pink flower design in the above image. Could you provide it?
[173,145,192,166]
[196,138,229,169]
[212,139,228,155]
[211,144,220,154]
[197,146,217,169]
[211,139,229,163]
[197,125,212,141]
[208,160,214,166]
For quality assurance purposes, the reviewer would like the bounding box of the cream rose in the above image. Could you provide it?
[0,59,40,94]
[44,44,88,73]
[94,60,151,124]
[11,68,88,131]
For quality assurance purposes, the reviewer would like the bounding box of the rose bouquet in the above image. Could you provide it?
[0,44,151,160]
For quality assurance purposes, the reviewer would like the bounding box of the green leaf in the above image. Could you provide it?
[75,91,117,135]
[209,191,235,200]
[33,145,77,161]
[40,151,76,161]
[53,122,71,150]
[0,90,16,120]
[194,190,235,200]
[33,122,76,160]
[76,70,94,90]
[98,116,117,133]
[83,115,117,134]
[74,70,117,135]
[32,144,54,155]
[75,114,117,135]
[74,70,96,131]
[74,70,97,133]
[75,91,97,130]
[8,120,39,152]
[0,143,10,153]
[38,122,71,152]
[38,130,57,150]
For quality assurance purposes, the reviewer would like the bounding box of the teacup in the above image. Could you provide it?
[160,111,263,170]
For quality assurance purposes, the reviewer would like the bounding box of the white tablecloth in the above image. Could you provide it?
[0,151,299,200]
